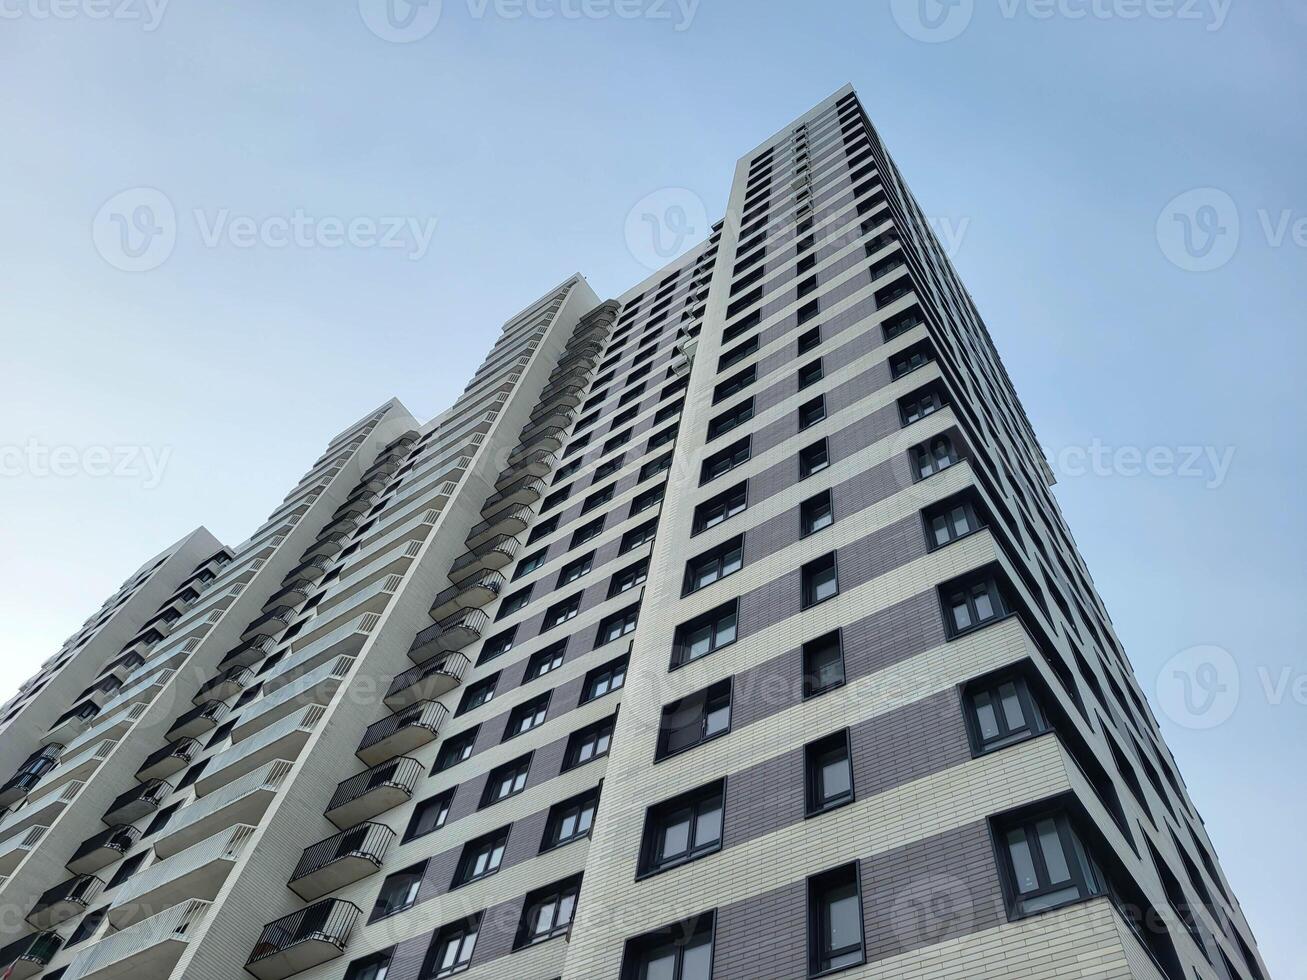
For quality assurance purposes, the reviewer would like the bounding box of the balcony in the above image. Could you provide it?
[333,491,378,520]
[302,530,350,561]
[414,610,487,663]
[0,747,61,808]
[518,410,573,448]
[508,428,565,464]
[282,555,331,589]
[230,659,350,743]
[136,737,201,782]
[429,571,504,621]
[320,511,362,539]
[27,873,105,928]
[154,760,292,859]
[62,899,211,980]
[246,899,362,980]
[263,584,310,614]
[324,757,422,828]
[80,677,125,707]
[194,665,255,703]
[261,614,373,695]
[532,380,585,416]
[108,824,255,929]
[242,606,295,641]
[356,701,448,767]
[165,700,229,741]
[197,705,325,797]
[100,651,146,684]
[465,504,533,551]
[103,778,170,826]
[67,825,140,876]
[448,535,520,586]
[541,366,590,402]
[44,704,100,745]
[0,931,61,980]
[0,780,83,846]
[479,476,547,519]
[288,823,395,901]
[386,653,470,710]
[219,635,277,670]
[495,450,558,491]
[0,825,48,877]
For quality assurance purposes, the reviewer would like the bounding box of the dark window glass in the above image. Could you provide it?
[808,863,866,974]
[640,454,673,481]
[564,714,616,770]
[557,553,593,587]
[505,693,551,739]
[914,435,959,478]
[525,640,567,681]
[692,482,748,535]
[596,605,639,646]
[943,575,1009,635]
[526,515,559,545]
[514,874,582,949]
[542,786,600,851]
[657,680,732,760]
[497,585,533,619]
[405,789,455,842]
[924,495,984,549]
[800,490,834,536]
[900,387,946,425]
[997,810,1102,916]
[420,913,481,977]
[798,395,827,430]
[434,727,478,772]
[542,595,582,630]
[707,398,755,441]
[514,550,546,579]
[639,780,725,876]
[801,553,839,608]
[672,601,739,668]
[571,516,606,549]
[683,536,744,595]
[480,755,531,808]
[583,655,629,702]
[713,365,756,404]
[344,949,394,980]
[797,325,822,354]
[630,484,665,516]
[700,438,751,485]
[371,861,426,921]
[457,673,499,715]
[620,518,659,554]
[799,439,829,478]
[797,359,824,389]
[608,558,650,598]
[66,906,108,948]
[803,631,845,699]
[620,913,716,980]
[805,730,854,815]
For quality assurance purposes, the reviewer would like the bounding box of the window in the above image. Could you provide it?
[596,605,639,646]
[542,595,582,630]
[800,490,834,536]
[514,549,546,579]
[571,517,606,549]
[453,827,509,888]
[497,585,533,620]
[478,628,516,664]
[808,863,866,975]
[481,755,531,808]
[707,398,754,441]
[594,454,625,482]
[657,680,731,760]
[799,439,830,478]
[713,365,756,404]
[434,727,478,772]
[900,386,945,425]
[604,429,632,454]
[641,453,673,481]
[803,631,845,699]
[806,730,854,815]
[541,486,571,513]
[420,914,481,977]
[797,298,820,324]
[798,395,827,430]
[621,913,716,980]
[797,325,821,354]
[683,536,744,594]
[515,874,582,949]
[542,786,600,850]
[608,558,649,597]
[996,809,1102,916]
[718,335,759,371]
[692,482,747,534]
[505,694,550,739]
[620,518,659,553]
[66,906,107,948]
[564,714,616,770]
[457,674,499,715]
[802,553,839,608]
[582,655,628,702]
[797,359,824,389]
[965,674,1048,753]
[647,424,678,451]
[557,553,593,586]
[405,789,455,842]
[553,459,581,483]
[527,515,559,545]
[700,437,751,485]
[913,435,959,478]
[891,344,932,379]
[943,575,1009,636]
[653,399,683,424]
[562,433,590,458]
[619,383,646,405]
[371,861,426,921]
[672,601,738,668]
[630,484,665,516]
[924,495,984,549]
[344,950,393,980]
[525,640,567,681]
[639,780,725,876]
[582,484,615,514]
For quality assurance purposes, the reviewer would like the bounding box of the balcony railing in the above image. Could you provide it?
[67,825,140,876]
[243,606,295,641]
[324,757,422,828]
[108,824,255,929]
[194,666,255,703]
[416,609,487,659]
[154,761,292,859]
[263,584,310,613]
[0,931,61,980]
[27,873,105,928]
[508,429,565,464]
[448,535,520,585]
[165,700,229,741]
[494,451,557,490]
[429,571,504,620]
[1,825,49,877]
[245,899,362,980]
[136,737,201,782]
[387,653,470,709]
[103,778,170,826]
[356,701,448,767]
[282,555,331,588]
[289,823,395,901]
[62,899,211,980]
[479,476,547,518]
[465,504,533,550]
[219,634,276,670]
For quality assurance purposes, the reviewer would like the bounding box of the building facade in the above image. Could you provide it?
[0,86,1270,980]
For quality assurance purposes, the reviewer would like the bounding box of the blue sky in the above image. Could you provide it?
[1,0,1303,973]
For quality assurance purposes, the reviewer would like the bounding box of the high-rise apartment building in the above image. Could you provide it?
[0,86,1270,980]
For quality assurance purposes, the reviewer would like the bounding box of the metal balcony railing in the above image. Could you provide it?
[195,666,255,703]
[448,535,520,584]
[429,571,504,620]
[220,634,277,669]
[166,700,230,740]
[68,825,139,873]
[508,429,565,465]
[243,606,295,640]
[387,653,469,704]
[27,874,104,927]
[289,823,395,890]
[136,737,201,780]
[495,451,557,489]
[264,584,310,612]
[357,701,448,762]
[103,778,170,825]
[62,899,211,980]
[283,555,331,587]
[246,899,361,980]
[0,931,61,978]
[479,477,547,518]
[326,758,422,818]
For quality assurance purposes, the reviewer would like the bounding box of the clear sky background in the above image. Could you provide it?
[1,0,1303,973]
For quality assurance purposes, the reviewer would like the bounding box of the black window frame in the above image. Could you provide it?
[671,600,739,669]
[656,679,733,761]
[637,779,726,879]
[805,729,855,816]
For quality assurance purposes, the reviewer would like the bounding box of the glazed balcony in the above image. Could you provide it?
[197,705,325,797]
[165,699,229,741]
[494,450,557,490]
[27,873,105,928]
[242,606,295,642]
[429,571,504,621]
[102,778,170,826]
[219,634,277,670]
[356,701,448,767]
[153,761,292,859]
[324,757,422,828]
[448,535,520,585]
[465,504,532,551]
[194,665,255,704]
[409,609,487,665]
[0,931,61,980]
[0,824,49,877]
[480,476,547,519]
[67,825,139,876]
[386,653,470,710]
[108,824,255,929]
[288,822,395,901]
[136,737,201,782]
[245,899,362,980]
[61,899,211,980]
